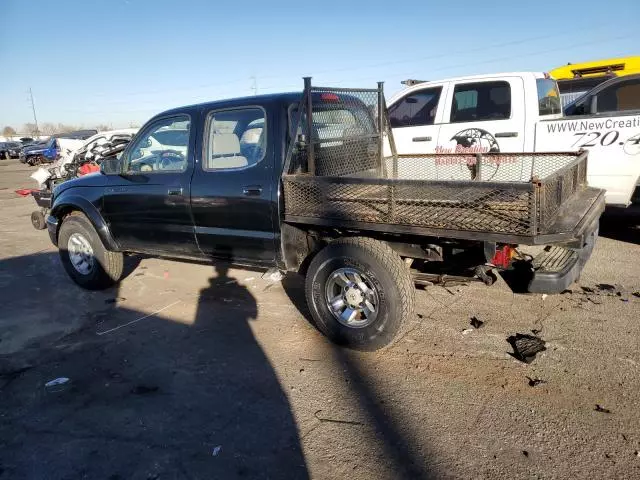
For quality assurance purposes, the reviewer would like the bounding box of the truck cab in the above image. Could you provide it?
[388,71,640,206]
[387,72,562,156]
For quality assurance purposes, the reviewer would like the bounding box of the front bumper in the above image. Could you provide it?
[46,215,58,246]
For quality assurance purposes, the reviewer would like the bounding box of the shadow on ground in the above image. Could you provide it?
[282,274,437,479]
[0,252,309,479]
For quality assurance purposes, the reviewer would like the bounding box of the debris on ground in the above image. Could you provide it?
[262,269,284,282]
[594,404,612,414]
[541,294,548,300]
[105,297,126,304]
[522,450,529,457]
[507,334,546,363]
[633,291,640,298]
[462,328,475,335]
[44,377,70,392]
[526,376,546,387]
[212,445,222,457]
[130,385,159,395]
[314,409,364,426]
[469,316,484,329]
[531,328,542,335]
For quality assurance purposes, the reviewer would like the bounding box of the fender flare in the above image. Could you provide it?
[50,194,120,251]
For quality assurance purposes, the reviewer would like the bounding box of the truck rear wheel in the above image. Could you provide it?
[58,212,123,290]
[305,237,414,350]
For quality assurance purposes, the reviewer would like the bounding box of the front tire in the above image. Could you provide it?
[58,212,123,290]
[31,211,46,230]
[305,237,414,351]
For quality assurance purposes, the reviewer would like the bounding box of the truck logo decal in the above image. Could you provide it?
[435,128,500,154]
[624,133,640,155]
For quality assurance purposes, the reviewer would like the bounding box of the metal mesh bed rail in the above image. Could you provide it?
[282,79,589,237]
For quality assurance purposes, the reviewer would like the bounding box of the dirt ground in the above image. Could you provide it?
[1,159,640,480]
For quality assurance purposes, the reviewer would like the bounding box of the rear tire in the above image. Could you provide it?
[305,237,414,351]
[58,212,123,290]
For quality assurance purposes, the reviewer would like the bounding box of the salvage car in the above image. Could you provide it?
[45,79,604,350]
[0,141,22,159]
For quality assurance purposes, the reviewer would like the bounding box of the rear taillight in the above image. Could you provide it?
[491,245,515,269]
[320,93,340,102]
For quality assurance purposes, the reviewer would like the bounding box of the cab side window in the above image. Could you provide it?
[596,79,640,113]
[450,81,511,123]
[388,87,442,128]
[204,107,266,170]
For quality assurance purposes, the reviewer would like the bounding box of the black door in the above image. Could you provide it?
[102,114,200,256]
[190,106,276,263]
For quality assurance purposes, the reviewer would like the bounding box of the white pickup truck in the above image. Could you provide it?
[386,72,640,207]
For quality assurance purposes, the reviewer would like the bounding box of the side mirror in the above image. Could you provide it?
[100,157,122,175]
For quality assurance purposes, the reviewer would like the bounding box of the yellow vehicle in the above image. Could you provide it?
[550,56,640,106]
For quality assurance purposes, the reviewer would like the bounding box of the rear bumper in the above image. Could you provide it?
[528,215,599,294]
[46,215,58,246]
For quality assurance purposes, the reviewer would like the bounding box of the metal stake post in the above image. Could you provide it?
[303,77,315,175]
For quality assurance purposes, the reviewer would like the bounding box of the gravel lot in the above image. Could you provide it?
[1,159,639,479]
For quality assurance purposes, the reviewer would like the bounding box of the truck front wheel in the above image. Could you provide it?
[58,212,123,290]
[305,237,414,351]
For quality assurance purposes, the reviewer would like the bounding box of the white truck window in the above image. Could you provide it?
[536,79,562,115]
[595,79,640,113]
[388,87,442,128]
[450,81,511,123]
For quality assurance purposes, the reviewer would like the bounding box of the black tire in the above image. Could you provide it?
[305,237,415,351]
[30,211,46,230]
[58,212,123,290]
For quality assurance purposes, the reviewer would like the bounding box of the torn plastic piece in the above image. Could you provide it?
[507,334,546,363]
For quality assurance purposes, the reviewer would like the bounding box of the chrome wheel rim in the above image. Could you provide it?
[67,233,94,275]
[325,267,379,328]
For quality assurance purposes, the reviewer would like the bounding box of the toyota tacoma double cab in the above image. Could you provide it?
[46,79,604,350]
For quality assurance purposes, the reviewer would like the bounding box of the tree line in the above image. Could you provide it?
[2,123,117,137]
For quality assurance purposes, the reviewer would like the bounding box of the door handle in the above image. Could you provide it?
[412,136,432,142]
[494,132,518,138]
[168,187,183,196]
[242,185,263,196]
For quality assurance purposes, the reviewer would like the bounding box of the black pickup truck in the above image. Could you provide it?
[46,79,604,350]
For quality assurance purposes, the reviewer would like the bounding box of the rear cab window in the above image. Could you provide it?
[536,78,562,116]
[450,81,511,122]
[288,93,376,141]
[595,79,640,113]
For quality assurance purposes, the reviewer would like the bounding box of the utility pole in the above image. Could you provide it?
[250,76,258,96]
[28,87,39,135]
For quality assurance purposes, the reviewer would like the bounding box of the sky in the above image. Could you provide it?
[0,0,638,131]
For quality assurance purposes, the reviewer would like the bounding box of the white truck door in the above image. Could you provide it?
[388,85,445,154]
[535,78,640,206]
[435,77,526,155]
